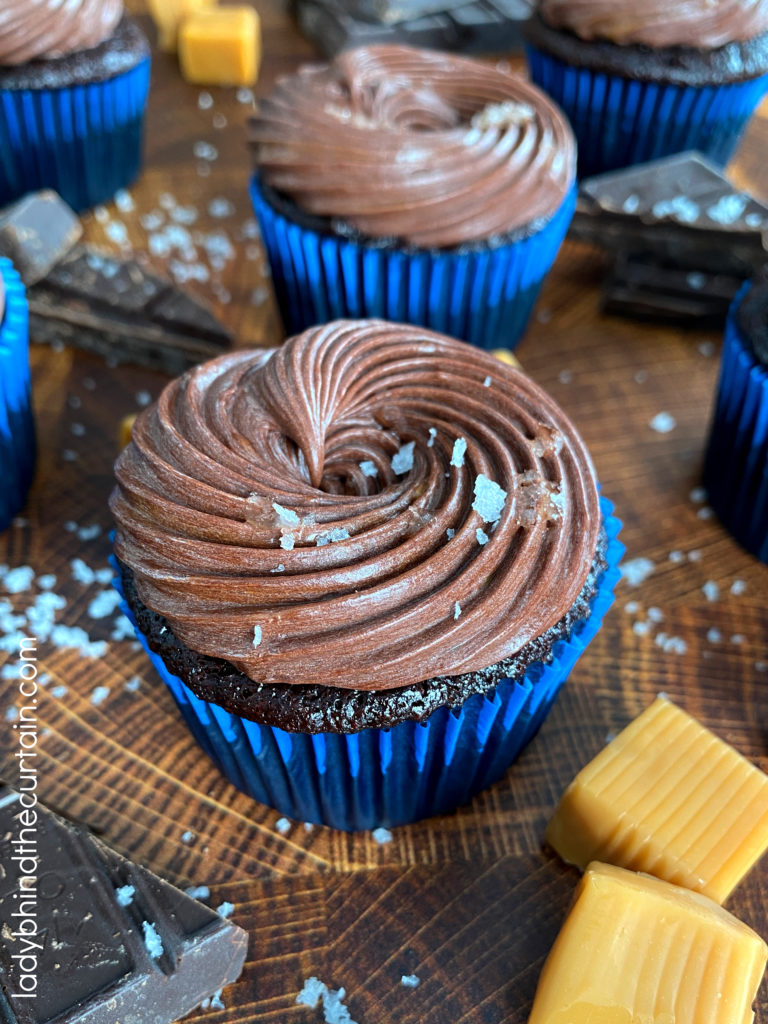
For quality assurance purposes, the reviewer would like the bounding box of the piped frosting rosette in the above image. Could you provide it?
[0,0,124,65]
[112,320,601,692]
[538,0,768,49]
[250,44,575,248]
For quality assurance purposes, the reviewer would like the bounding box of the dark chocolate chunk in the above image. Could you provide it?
[571,151,768,277]
[114,525,608,734]
[0,192,82,287]
[295,0,530,55]
[524,12,768,87]
[601,253,743,325]
[0,786,247,1024]
[28,245,232,376]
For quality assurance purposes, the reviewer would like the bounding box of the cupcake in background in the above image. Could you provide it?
[111,319,622,830]
[704,273,768,564]
[249,46,576,351]
[0,0,151,212]
[0,258,35,533]
[525,0,768,177]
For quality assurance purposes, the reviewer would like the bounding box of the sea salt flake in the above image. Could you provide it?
[706,194,748,224]
[271,564,286,574]
[275,817,291,834]
[116,885,135,906]
[125,676,141,692]
[707,628,722,643]
[181,830,195,843]
[454,602,461,620]
[401,975,420,988]
[697,506,713,520]
[622,194,640,214]
[87,589,122,619]
[446,528,455,539]
[427,427,437,448]
[316,528,351,547]
[372,827,392,844]
[391,441,415,475]
[621,557,654,587]
[476,528,489,545]
[280,534,295,551]
[272,502,300,527]
[668,550,684,563]
[624,601,640,614]
[702,581,720,602]
[217,902,234,919]
[359,460,378,478]
[698,341,716,358]
[185,885,210,900]
[3,567,35,594]
[90,685,110,707]
[114,189,134,213]
[142,921,163,959]
[731,579,747,595]
[483,376,492,387]
[253,625,263,648]
[647,607,664,623]
[652,195,699,223]
[689,487,707,504]
[649,412,676,434]
[633,621,651,637]
[198,91,213,109]
[731,634,746,645]
[472,475,506,524]
[193,141,218,161]
[450,437,467,468]
[208,197,235,219]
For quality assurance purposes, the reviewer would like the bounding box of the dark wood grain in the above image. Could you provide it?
[1,3,767,1021]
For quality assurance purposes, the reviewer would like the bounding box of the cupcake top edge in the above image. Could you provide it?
[111,319,602,694]
[249,44,576,250]
[0,0,124,67]
[536,0,768,50]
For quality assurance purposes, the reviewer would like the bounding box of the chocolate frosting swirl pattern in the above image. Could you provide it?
[112,321,601,693]
[538,0,768,49]
[250,45,575,249]
[0,0,123,66]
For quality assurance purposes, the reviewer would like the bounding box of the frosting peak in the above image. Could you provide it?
[250,45,575,249]
[111,320,601,692]
[538,0,768,49]
[0,0,123,66]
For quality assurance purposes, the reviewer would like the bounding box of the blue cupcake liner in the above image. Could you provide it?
[526,45,768,177]
[114,497,623,831]
[0,259,35,533]
[0,56,151,213]
[250,175,576,351]
[704,285,768,563]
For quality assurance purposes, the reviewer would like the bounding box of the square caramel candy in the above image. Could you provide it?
[147,0,216,52]
[546,697,768,903]
[179,7,261,87]
[529,862,767,1024]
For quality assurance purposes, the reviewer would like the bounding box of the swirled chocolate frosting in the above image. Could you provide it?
[249,45,575,249]
[538,0,768,48]
[0,0,123,66]
[112,321,601,692]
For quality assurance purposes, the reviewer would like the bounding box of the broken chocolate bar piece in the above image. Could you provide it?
[571,151,768,277]
[601,253,743,325]
[0,191,82,286]
[0,786,248,1024]
[28,245,232,376]
[294,0,530,55]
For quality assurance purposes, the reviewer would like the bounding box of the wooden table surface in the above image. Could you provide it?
[1,4,768,1022]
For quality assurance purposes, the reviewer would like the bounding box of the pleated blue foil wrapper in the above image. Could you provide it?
[0,259,35,533]
[0,56,151,213]
[250,175,576,351]
[704,285,768,564]
[526,45,768,178]
[114,497,623,831]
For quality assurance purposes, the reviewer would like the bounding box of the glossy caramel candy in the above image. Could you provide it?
[179,7,261,87]
[546,696,768,903]
[529,862,767,1024]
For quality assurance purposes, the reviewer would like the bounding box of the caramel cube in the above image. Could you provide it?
[529,862,767,1024]
[546,696,768,903]
[146,0,217,53]
[179,7,261,87]
[120,414,137,449]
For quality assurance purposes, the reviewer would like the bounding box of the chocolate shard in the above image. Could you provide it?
[0,191,82,286]
[0,786,248,1024]
[570,151,768,277]
[601,253,743,325]
[28,244,232,376]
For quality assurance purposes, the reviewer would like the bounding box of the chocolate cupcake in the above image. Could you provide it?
[249,46,576,351]
[0,1,151,212]
[111,320,622,830]
[525,0,768,177]
[704,274,768,563]
[0,258,35,533]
